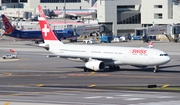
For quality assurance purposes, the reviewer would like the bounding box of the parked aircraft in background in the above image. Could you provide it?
[37,11,171,73]
[38,5,103,38]
[49,1,97,20]
[1,14,79,43]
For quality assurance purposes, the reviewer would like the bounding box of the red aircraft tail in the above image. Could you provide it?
[1,14,15,34]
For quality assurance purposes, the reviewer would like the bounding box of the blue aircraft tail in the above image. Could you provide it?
[1,14,16,34]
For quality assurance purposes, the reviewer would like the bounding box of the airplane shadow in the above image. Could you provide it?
[72,64,180,73]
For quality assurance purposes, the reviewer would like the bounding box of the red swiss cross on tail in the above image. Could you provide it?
[38,17,58,41]
[38,5,63,44]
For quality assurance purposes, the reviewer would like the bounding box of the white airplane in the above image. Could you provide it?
[51,1,97,20]
[38,15,171,73]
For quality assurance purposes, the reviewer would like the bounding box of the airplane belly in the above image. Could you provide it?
[123,54,149,66]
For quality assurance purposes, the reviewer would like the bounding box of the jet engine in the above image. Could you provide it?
[85,60,105,71]
[69,16,78,20]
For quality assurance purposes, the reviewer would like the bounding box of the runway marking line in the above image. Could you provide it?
[68,74,87,76]
[4,102,10,105]
[88,72,95,76]
[88,84,96,87]
[113,75,179,79]
[0,73,12,77]
[162,84,170,88]
[68,73,111,77]
[37,84,44,87]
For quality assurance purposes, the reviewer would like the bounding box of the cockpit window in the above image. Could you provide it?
[160,54,168,56]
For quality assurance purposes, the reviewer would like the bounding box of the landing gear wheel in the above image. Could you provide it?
[84,67,91,72]
[116,66,120,71]
[109,66,113,71]
[153,66,159,73]
[84,67,88,72]
[35,41,39,44]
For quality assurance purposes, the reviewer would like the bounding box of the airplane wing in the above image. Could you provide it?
[10,49,113,62]
[58,55,113,62]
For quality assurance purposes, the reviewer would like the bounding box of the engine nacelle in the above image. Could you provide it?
[85,60,105,71]
[69,16,78,20]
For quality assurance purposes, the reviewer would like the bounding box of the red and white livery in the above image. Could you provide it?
[38,16,171,73]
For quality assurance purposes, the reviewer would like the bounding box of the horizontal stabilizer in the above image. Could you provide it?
[39,43,49,47]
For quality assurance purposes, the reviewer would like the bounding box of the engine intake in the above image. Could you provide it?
[85,60,105,71]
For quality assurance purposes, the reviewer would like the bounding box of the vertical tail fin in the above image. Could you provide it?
[1,14,15,34]
[38,5,63,44]
[38,17,63,44]
[38,17,57,41]
[38,5,47,21]
[91,1,97,9]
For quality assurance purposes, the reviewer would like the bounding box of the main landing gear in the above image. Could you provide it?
[109,66,120,71]
[84,67,92,72]
[153,66,159,73]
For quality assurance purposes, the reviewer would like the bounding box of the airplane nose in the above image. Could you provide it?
[165,56,171,63]
[168,56,171,62]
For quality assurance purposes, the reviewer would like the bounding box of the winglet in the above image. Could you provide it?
[92,1,97,9]
[89,1,97,9]
[9,49,17,54]
[1,14,14,34]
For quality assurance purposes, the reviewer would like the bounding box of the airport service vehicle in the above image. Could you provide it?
[100,36,113,43]
[49,2,97,20]
[1,14,79,43]
[2,54,17,59]
[37,15,171,73]
[83,38,96,44]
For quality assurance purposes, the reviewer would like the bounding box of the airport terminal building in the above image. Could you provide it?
[0,0,96,9]
[1,0,180,35]
[97,0,180,35]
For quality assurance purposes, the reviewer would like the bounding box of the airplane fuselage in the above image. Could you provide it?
[48,42,171,66]
[8,30,42,40]
[4,29,77,41]
[53,9,97,17]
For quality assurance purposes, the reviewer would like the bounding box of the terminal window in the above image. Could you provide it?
[117,11,141,24]
[40,0,81,3]
[154,5,163,8]
[20,0,27,2]
[11,0,18,3]
[2,0,10,3]
[154,13,163,19]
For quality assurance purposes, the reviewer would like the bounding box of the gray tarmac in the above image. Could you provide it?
[0,38,180,105]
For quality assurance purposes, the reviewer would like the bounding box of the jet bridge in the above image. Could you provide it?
[134,24,180,42]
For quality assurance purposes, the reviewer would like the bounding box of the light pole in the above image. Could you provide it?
[64,0,66,24]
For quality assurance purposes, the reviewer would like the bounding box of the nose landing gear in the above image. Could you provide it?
[153,66,159,73]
